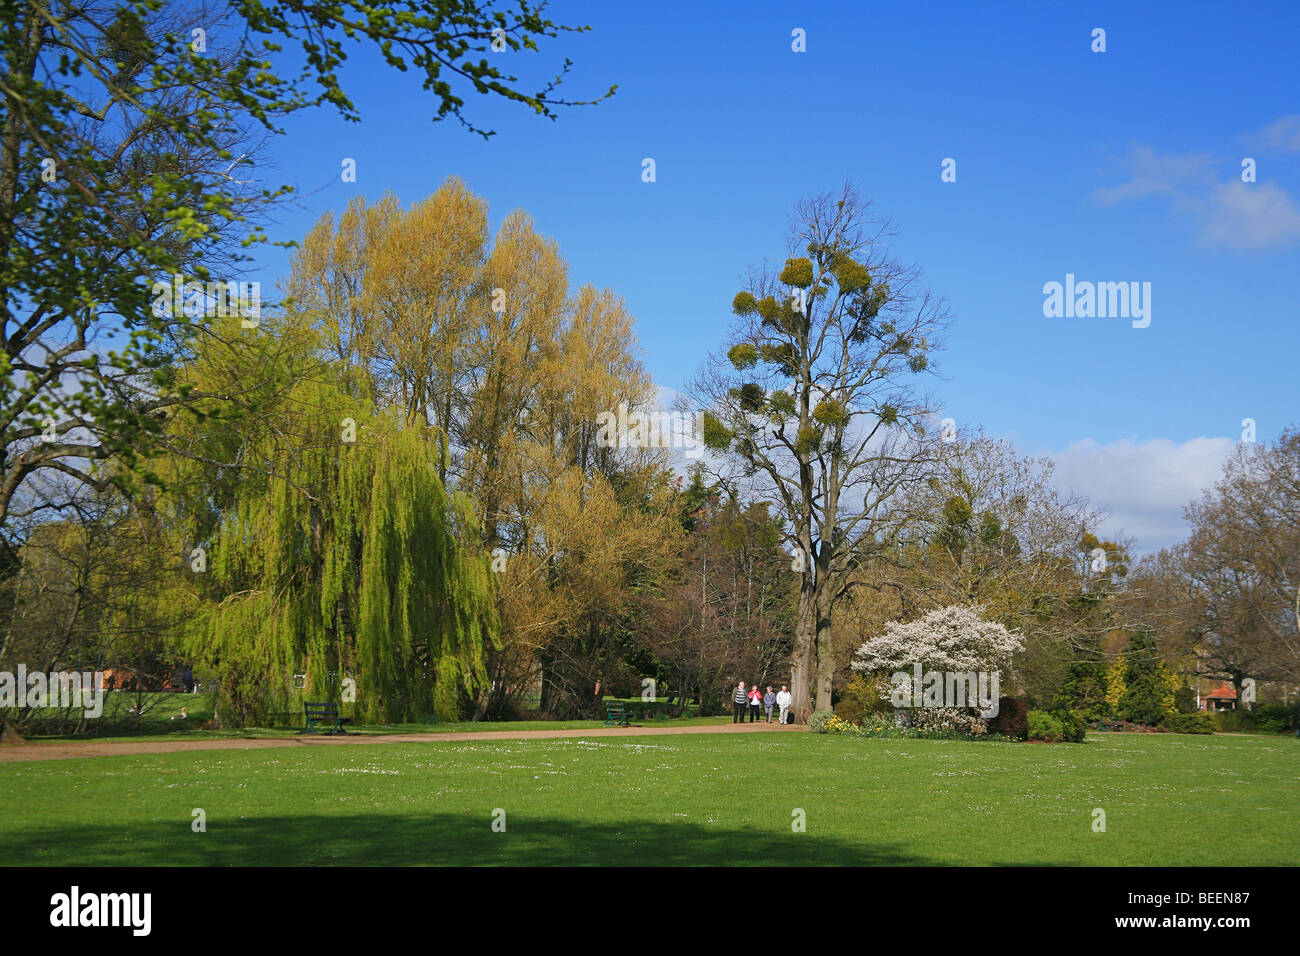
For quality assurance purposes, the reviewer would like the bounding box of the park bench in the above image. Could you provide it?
[302,701,352,735]
[603,700,630,727]
[1094,718,1121,732]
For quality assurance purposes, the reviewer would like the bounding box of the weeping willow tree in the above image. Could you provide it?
[156,317,497,726]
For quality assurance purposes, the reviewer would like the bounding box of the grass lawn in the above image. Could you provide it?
[2,731,1296,866]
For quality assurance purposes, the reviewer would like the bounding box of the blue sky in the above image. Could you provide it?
[245,0,1300,552]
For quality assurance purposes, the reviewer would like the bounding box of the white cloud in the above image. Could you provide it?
[1263,114,1300,153]
[1048,436,1236,553]
[1094,141,1300,250]
[1091,145,1216,205]
[1199,180,1300,249]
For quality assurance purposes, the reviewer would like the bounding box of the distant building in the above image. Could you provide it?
[1202,683,1238,712]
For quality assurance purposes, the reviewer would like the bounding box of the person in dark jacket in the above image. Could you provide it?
[733,681,748,723]
[763,686,777,722]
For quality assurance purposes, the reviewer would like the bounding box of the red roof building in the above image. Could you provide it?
[1203,683,1238,711]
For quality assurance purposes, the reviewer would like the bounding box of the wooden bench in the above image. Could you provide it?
[1094,718,1121,732]
[603,700,630,727]
[303,701,352,735]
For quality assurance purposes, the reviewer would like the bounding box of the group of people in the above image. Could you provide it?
[732,681,792,724]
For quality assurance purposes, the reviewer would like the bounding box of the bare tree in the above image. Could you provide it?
[1148,427,1300,694]
[637,493,795,715]
[692,183,951,720]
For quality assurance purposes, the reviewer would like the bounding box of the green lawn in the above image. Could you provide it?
[3,731,1296,865]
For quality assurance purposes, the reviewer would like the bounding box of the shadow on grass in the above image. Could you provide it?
[9,812,932,867]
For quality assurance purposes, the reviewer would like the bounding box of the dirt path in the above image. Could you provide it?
[0,720,800,764]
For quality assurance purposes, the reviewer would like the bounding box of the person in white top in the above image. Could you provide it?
[776,685,793,724]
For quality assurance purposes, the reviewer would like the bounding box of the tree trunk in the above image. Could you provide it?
[790,582,816,723]
[814,584,835,714]
[0,720,25,745]
[806,531,836,714]
[538,651,554,715]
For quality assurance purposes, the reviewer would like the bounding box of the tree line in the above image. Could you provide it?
[2,2,1295,733]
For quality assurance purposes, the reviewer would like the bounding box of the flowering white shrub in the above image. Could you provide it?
[907,706,989,735]
[851,604,1025,674]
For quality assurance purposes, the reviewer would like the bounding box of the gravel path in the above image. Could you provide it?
[0,720,800,763]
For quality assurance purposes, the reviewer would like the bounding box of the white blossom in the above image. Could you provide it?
[851,604,1025,674]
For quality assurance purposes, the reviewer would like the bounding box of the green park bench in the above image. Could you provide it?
[1094,718,1121,732]
[603,700,630,727]
[302,701,352,735]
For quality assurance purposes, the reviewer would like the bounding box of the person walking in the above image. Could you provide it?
[733,681,748,723]
[747,685,762,722]
[776,685,792,724]
[763,686,777,722]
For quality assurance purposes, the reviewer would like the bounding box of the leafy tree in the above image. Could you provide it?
[676,466,714,534]
[1,0,613,532]
[0,479,193,733]
[152,313,498,726]
[1052,638,1109,720]
[286,181,680,721]
[1118,632,1175,725]
[1105,654,1126,716]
